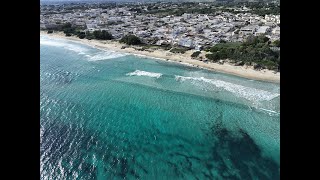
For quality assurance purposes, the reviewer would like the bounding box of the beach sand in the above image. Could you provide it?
[40,31,280,83]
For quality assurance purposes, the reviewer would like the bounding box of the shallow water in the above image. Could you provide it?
[40,35,280,179]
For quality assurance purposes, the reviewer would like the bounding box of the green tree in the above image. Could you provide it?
[273,40,280,47]
[210,46,221,53]
[93,30,102,39]
[101,30,113,40]
[85,32,95,40]
[191,51,201,58]
[169,48,188,54]
[206,53,220,62]
[92,30,113,40]
[77,32,86,39]
[219,39,227,43]
[120,35,142,45]
[62,22,72,29]
[257,35,269,44]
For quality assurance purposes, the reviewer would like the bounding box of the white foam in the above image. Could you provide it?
[126,70,162,78]
[130,53,168,62]
[175,75,280,101]
[86,51,126,61]
[66,46,88,54]
[257,108,280,115]
[41,36,126,61]
[40,37,89,54]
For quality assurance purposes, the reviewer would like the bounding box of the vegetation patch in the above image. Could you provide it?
[169,47,189,54]
[191,51,201,58]
[120,35,142,45]
[205,35,280,71]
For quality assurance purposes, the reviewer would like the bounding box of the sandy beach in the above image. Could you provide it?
[40,31,280,83]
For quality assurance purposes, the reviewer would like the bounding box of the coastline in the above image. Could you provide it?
[40,31,280,83]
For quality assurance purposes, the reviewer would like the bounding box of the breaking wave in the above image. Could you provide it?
[40,37,89,54]
[257,108,280,115]
[126,70,162,78]
[175,76,279,101]
[85,51,126,61]
[40,36,126,60]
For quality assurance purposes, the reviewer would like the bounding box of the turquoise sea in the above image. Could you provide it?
[40,35,280,179]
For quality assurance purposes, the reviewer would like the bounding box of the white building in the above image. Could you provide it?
[178,38,194,48]
[255,26,271,36]
[272,26,280,35]
[265,14,280,24]
[239,25,258,35]
[183,13,192,19]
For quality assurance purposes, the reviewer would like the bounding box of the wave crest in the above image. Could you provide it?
[40,38,89,54]
[126,70,162,78]
[40,36,126,60]
[86,51,126,61]
[175,75,279,101]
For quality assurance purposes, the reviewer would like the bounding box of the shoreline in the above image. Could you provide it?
[40,31,280,83]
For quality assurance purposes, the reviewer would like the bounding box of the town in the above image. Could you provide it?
[40,1,279,49]
[40,1,280,71]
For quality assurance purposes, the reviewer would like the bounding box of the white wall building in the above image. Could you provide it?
[183,13,192,19]
[255,26,271,36]
[239,25,258,35]
[272,26,280,35]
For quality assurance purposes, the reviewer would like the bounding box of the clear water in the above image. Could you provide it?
[40,35,280,179]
